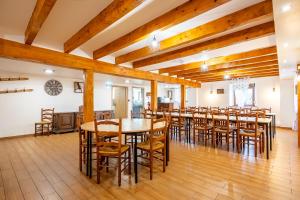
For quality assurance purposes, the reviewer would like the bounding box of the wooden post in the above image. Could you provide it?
[83,69,94,122]
[151,80,157,111]
[181,85,186,109]
[298,76,300,147]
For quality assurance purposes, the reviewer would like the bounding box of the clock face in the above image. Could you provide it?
[44,79,63,96]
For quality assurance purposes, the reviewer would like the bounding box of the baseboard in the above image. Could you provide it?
[0,133,34,140]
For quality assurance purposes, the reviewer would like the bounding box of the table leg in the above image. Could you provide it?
[86,131,90,177]
[266,124,269,159]
[269,122,272,151]
[89,132,93,178]
[166,129,169,165]
[134,134,138,183]
[273,115,276,138]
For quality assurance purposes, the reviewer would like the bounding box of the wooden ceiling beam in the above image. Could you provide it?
[174,54,278,76]
[25,0,57,45]
[179,60,278,78]
[93,0,230,59]
[159,46,277,74]
[196,72,279,82]
[192,67,279,79]
[64,0,145,53]
[133,22,275,68]
[128,0,273,68]
[0,38,200,87]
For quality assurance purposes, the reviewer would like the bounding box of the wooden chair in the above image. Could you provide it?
[143,109,153,119]
[236,113,264,157]
[35,108,54,136]
[212,111,236,150]
[192,111,213,145]
[136,118,167,180]
[78,114,98,172]
[170,109,186,142]
[103,112,112,119]
[94,119,131,186]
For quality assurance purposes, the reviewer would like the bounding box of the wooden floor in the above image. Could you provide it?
[0,128,299,200]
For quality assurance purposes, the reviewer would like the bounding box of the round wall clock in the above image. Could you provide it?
[44,79,63,96]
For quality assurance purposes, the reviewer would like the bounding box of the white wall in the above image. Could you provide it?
[280,79,296,128]
[197,76,295,127]
[0,71,149,138]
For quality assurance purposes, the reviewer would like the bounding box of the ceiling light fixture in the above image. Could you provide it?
[151,35,159,49]
[283,59,287,63]
[44,69,54,74]
[224,74,230,80]
[283,42,289,48]
[125,80,130,84]
[201,61,208,72]
[281,3,291,13]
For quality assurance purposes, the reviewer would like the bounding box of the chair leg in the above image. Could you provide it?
[254,138,257,157]
[97,155,101,184]
[226,134,229,151]
[150,151,153,180]
[106,157,109,173]
[128,148,131,175]
[163,147,166,172]
[118,155,121,186]
[79,145,82,171]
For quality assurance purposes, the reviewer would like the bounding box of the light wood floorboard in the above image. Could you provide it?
[0,128,299,200]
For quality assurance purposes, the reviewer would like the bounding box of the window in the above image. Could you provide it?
[233,83,255,107]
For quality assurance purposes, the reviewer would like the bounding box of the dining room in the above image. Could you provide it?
[1,0,300,199]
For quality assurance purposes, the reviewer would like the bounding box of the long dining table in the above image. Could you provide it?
[150,111,274,159]
[80,118,168,183]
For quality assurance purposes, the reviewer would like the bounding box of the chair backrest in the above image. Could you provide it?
[94,119,122,152]
[236,113,258,135]
[192,111,209,128]
[143,109,153,119]
[149,118,167,150]
[41,108,54,122]
[212,111,230,130]
[77,113,85,142]
[103,112,112,120]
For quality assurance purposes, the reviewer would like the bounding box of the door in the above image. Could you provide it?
[112,86,128,118]
[132,87,144,118]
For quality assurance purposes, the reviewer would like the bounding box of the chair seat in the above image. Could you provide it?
[194,124,212,130]
[214,126,235,133]
[137,141,164,151]
[239,129,263,137]
[35,121,51,125]
[98,144,130,156]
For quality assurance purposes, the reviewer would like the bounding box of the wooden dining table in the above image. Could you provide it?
[151,111,273,159]
[80,118,168,183]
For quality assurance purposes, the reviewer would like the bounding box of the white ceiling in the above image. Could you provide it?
[272,0,300,79]
[0,0,296,80]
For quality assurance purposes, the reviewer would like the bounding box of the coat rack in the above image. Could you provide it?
[0,77,29,81]
[0,88,33,94]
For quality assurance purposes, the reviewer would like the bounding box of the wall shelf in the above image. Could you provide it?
[0,77,29,81]
[0,89,33,94]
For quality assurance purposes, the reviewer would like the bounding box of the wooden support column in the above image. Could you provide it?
[151,80,157,111]
[83,69,94,122]
[298,74,300,147]
[181,85,186,109]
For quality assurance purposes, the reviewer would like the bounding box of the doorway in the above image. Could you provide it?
[132,87,144,118]
[112,86,128,118]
